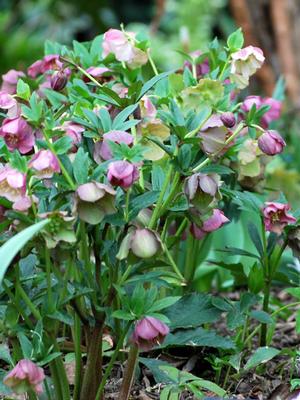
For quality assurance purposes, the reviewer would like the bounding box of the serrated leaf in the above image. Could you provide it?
[73,148,90,184]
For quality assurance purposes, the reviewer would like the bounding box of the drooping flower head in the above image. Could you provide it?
[258,130,286,156]
[27,54,62,78]
[132,317,169,351]
[3,359,45,395]
[1,69,25,94]
[185,173,221,211]
[107,160,139,188]
[263,202,296,234]
[102,29,147,68]
[60,121,85,149]
[76,182,116,224]
[0,117,35,154]
[0,91,20,118]
[191,209,229,240]
[230,46,265,89]
[0,165,26,202]
[29,150,60,178]
[117,228,161,260]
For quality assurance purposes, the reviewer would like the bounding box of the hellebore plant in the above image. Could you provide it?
[0,26,298,400]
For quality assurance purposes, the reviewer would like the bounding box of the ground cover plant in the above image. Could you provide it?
[0,27,299,399]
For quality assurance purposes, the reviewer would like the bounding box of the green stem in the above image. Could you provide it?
[148,164,174,230]
[118,344,139,400]
[44,246,53,310]
[147,50,158,76]
[124,189,131,223]
[218,58,229,80]
[169,217,188,248]
[95,321,132,400]
[162,243,185,282]
[158,171,180,217]
[43,130,76,190]
[61,57,103,88]
[192,122,244,172]
[73,313,82,400]
[183,234,195,284]
[261,221,270,346]
[185,111,212,138]
[54,355,71,400]
[80,222,96,302]
[16,282,41,321]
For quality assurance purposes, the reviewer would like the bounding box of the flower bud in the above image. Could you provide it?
[130,228,161,258]
[107,160,139,188]
[132,317,169,351]
[50,70,68,91]
[4,359,45,394]
[220,112,236,128]
[258,130,286,156]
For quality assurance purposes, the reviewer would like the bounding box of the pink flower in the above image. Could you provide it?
[29,150,60,178]
[83,66,111,82]
[13,195,35,212]
[61,121,84,149]
[231,46,265,88]
[130,228,161,258]
[102,29,147,67]
[0,117,35,154]
[1,69,25,94]
[198,114,230,154]
[107,160,139,188]
[241,96,282,128]
[4,359,45,395]
[220,112,236,128]
[0,165,26,202]
[258,130,286,155]
[103,29,136,62]
[140,96,157,120]
[27,54,62,78]
[185,173,221,211]
[191,209,229,239]
[263,202,296,234]
[0,91,20,118]
[97,130,134,161]
[132,317,169,351]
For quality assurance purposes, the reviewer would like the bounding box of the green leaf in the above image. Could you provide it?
[112,104,138,130]
[247,222,264,257]
[17,79,30,101]
[148,297,180,312]
[250,310,273,324]
[0,344,13,365]
[73,148,90,184]
[112,310,135,320]
[162,327,235,349]
[248,263,264,294]
[129,191,160,219]
[0,219,49,286]
[244,347,280,370]
[189,378,226,397]
[272,76,285,101]
[227,28,244,51]
[17,332,33,359]
[138,71,173,100]
[139,358,176,384]
[164,293,221,329]
[53,136,73,155]
[220,246,260,260]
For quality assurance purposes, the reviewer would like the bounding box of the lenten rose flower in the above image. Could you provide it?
[29,150,60,178]
[230,46,265,89]
[27,54,62,78]
[76,182,116,224]
[4,359,45,395]
[258,130,286,156]
[140,96,157,120]
[190,209,229,239]
[132,317,169,351]
[0,91,20,118]
[198,114,229,154]
[107,160,139,188]
[185,173,221,211]
[0,165,26,202]
[263,202,296,234]
[103,29,136,62]
[1,69,25,94]
[241,95,282,128]
[83,66,111,82]
[0,117,35,154]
